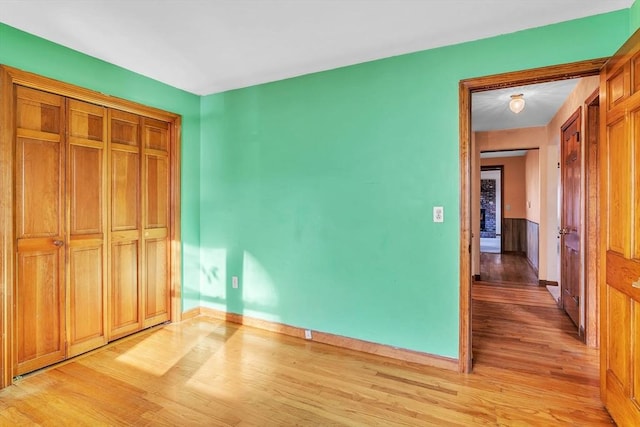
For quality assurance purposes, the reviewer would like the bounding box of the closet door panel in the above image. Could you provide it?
[68,244,105,355]
[70,145,103,233]
[67,99,107,356]
[110,110,139,147]
[17,138,62,237]
[14,86,66,375]
[145,155,168,229]
[110,240,140,338]
[143,236,169,326]
[141,118,170,327]
[111,150,139,231]
[144,117,169,151]
[108,110,142,339]
[16,250,64,374]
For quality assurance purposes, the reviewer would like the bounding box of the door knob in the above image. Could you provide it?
[52,240,64,247]
[559,228,570,235]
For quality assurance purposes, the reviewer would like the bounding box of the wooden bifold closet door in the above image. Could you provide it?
[14,86,66,375]
[13,85,172,376]
[141,117,170,328]
[67,99,108,357]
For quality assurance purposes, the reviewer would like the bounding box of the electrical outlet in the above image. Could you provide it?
[433,206,444,223]
[304,329,312,340]
[232,276,239,289]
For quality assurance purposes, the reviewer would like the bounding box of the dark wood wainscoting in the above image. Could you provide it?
[526,220,539,274]
[502,218,526,253]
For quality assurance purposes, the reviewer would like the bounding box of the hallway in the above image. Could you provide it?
[479,252,538,285]
[472,282,609,424]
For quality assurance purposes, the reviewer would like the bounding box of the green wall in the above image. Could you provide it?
[0,5,635,360]
[200,9,629,358]
[0,23,202,312]
[631,0,640,33]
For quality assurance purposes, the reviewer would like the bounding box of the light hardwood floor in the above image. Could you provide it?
[0,284,612,426]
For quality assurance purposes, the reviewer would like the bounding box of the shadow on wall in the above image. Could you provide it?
[199,247,281,322]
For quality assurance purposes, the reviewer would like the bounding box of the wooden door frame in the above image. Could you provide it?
[0,65,182,388]
[584,89,599,347]
[458,58,607,373]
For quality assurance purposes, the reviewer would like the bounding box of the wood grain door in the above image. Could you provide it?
[108,109,142,340]
[66,99,108,356]
[141,118,170,328]
[600,30,640,425]
[560,109,582,328]
[14,86,66,375]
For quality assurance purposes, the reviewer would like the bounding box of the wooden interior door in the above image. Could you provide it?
[14,86,66,375]
[66,99,108,356]
[600,30,640,425]
[108,109,142,339]
[142,118,170,328]
[560,109,582,328]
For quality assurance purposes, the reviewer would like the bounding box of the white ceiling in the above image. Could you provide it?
[472,79,581,132]
[0,0,632,96]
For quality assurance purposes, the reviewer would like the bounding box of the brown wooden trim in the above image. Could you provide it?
[466,58,607,92]
[0,64,182,388]
[170,116,182,322]
[0,66,179,122]
[199,307,459,371]
[459,58,607,375]
[0,66,14,388]
[584,89,600,348]
[458,80,472,373]
[560,107,582,134]
[181,307,201,321]
[539,280,559,287]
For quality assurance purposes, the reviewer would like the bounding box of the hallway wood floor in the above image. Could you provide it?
[0,285,612,426]
[480,252,539,285]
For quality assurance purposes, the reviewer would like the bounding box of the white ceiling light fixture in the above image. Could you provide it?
[509,94,525,114]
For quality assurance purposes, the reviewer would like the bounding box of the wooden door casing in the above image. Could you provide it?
[600,30,640,425]
[560,108,582,328]
[14,86,66,375]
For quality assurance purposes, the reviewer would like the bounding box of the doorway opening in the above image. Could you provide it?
[480,166,502,254]
[458,58,606,373]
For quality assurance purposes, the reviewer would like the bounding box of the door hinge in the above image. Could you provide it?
[575,131,580,142]
[557,162,560,169]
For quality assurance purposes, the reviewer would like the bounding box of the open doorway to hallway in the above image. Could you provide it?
[460,63,603,373]
[459,59,607,373]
